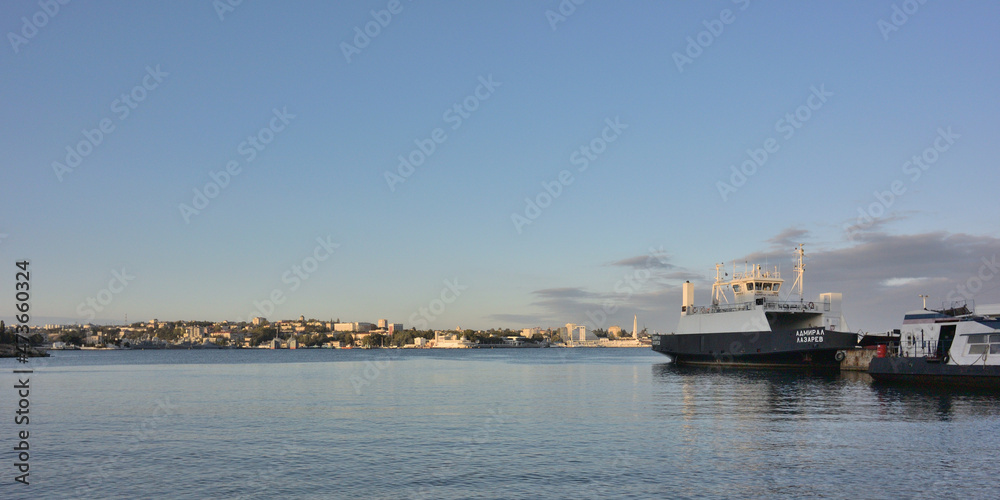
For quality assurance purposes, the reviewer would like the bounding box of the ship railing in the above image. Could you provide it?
[894,340,940,358]
[762,300,820,312]
[691,303,754,314]
[691,300,821,315]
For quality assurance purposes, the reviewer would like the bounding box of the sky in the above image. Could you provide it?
[1,0,998,333]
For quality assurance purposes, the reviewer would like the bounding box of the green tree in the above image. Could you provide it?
[360,333,386,348]
[60,331,86,346]
[250,327,277,347]
[391,331,414,347]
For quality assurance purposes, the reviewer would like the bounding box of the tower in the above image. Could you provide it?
[633,315,638,340]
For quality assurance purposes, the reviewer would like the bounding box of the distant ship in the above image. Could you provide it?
[868,303,1000,387]
[652,245,858,368]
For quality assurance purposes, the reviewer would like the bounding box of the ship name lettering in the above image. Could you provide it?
[795,329,824,343]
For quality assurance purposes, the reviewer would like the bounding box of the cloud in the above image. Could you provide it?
[881,277,928,287]
[742,228,1000,330]
[610,254,674,269]
[767,227,810,249]
[532,287,599,299]
[842,211,914,242]
[492,227,1000,335]
[661,271,705,281]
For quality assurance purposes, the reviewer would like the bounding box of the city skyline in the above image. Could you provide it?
[2,1,999,333]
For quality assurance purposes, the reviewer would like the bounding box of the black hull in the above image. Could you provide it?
[652,329,858,369]
[869,357,1000,389]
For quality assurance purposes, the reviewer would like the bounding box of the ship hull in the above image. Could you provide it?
[652,328,858,369]
[869,357,1000,389]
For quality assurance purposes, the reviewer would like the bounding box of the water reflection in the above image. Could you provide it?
[652,362,1000,422]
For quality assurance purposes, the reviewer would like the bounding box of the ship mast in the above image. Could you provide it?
[789,243,805,302]
[712,263,729,305]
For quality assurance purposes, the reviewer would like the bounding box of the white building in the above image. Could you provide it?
[522,327,544,338]
[334,322,375,333]
[565,323,596,342]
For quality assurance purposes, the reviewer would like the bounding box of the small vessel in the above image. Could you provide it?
[652,244,858,368]
[868,303,1000,388]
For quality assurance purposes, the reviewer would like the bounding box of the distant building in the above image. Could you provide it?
[608,326,622,337]
[388,323,403,334]
[522,327,543,338]
[185,326,207,339]
[565,323,595,342]
[252,317,266,326]
[377,319,388,329]
[334,322,374,333]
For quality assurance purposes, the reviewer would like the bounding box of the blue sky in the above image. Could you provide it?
[2,0,998,332]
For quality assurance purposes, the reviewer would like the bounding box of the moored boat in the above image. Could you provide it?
[652,244,858,368]
[868,303,1000,388]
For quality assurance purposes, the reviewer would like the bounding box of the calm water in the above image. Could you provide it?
[3,348,999,499]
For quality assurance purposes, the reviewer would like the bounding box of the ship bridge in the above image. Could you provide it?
[727,266,782,304]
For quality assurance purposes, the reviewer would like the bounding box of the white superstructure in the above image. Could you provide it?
[675,245,849,335]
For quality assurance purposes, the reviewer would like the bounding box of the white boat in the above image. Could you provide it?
[868,303,1000,388]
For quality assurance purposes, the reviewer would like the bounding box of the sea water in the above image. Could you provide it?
[2,348,999,499]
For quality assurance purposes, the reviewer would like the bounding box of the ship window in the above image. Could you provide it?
[990,334,1000,343]
[992,345,1000,355]
[733,284,741,293]
[968,334,988,344]
[762,283,772,291]
[773,284,780,292]
[969,345,988,355]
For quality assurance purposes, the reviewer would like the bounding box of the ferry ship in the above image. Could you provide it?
[652,245,858,368]
[868,303,1000,388]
